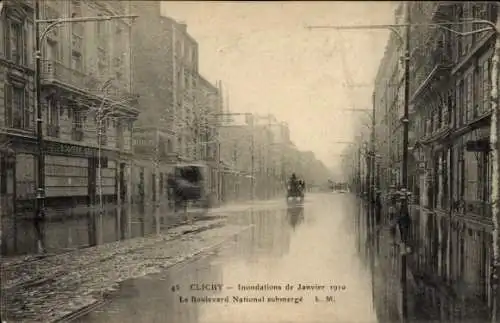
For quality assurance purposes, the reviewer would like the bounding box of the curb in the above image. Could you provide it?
[2,219,226,292]
[52,299,109,322]
[53,224,254,322]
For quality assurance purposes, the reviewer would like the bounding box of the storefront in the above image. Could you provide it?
[1,135,126,255]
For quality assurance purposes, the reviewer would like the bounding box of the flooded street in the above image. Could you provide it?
[77,193,377,323]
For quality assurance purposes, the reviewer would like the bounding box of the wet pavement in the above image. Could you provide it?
[78,193,377,323]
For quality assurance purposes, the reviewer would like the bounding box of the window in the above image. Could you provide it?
[71,0,82,16]
[73,109,83,130]
[98,119,107,146]
[441,94,448,126]
[72,31,83,52]
[457,80,465,126]
[12,86,25,128]
[167,139,173,153]
[175,41,182,57]
[5,19,24,65]
[115,121,124,149]
[456,5,464,57]
[70,52,82,72]
[115,71,123,82]
[482,58,491,113]
[96,15,106,42]
[4,83,29,130]
[448,91,454,126]
[438,100,443,129]
[191,49,196,66]
[47,99,59,126]
[98,48,108,76]
[72,108,84,141]
[45,39,59,62]
[465,73,474,120]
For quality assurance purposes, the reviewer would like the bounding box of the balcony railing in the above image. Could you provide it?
[412,45,453,101]
[41,60,135,103]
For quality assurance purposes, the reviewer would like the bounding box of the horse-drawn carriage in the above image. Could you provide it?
[168,163,216,217]
[286,178,305,202]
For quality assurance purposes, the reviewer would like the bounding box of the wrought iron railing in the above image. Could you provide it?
[41,60,134,103]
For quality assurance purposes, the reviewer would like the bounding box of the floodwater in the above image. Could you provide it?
[78,193,377,323]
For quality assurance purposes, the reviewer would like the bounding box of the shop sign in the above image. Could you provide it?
[43,141,122,159]
[45,141,97,157]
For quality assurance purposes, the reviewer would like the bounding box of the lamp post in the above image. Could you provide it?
[34,0,138,252]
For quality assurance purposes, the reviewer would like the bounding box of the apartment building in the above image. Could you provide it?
[218,120,254,201]
[130,2,223,211]
[373,2,498,320]
[373,3,405,193]
[196,75,222,200]
[1,0,138,254]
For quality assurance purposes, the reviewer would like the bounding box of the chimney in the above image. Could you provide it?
[178,21,187,33]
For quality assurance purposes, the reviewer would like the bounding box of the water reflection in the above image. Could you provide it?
[227,208,292,260]
[80,195,376,323]
[286,204,304,230]
[78,249,225,323]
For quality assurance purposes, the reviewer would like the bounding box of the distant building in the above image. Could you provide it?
[130,2,222,207]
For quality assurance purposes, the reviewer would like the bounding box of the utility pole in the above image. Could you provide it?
[34,0,45,253]
[251,126,255,201]
[154,128,161,234]
[400,2,411,321]
[371,93,377,253]
[490,5,500,322]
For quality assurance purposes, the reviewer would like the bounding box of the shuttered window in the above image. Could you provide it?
[4,83,30,130]
[4,83,12,127]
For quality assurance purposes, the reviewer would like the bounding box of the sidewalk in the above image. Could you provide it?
[0,198,281,321]
[1,218,253,322]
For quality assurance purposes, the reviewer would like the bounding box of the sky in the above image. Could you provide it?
[161,1,397,172]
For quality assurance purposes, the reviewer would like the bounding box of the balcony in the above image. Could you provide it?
[41,60,135,104]
[411,45,453,103]
[47,124,60,138]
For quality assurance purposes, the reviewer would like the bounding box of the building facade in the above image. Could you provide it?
[372,2,498,321]
[1,0,138,255]
[195,75,222,202]
[218,121,254,201]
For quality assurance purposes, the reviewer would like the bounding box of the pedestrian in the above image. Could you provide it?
[374,190,382,226]
[397,192,412,254]
[388,194,399,242]
[34,206,46,253]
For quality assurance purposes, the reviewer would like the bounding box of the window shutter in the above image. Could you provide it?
[23,21,28,65]
[4,83,12,127]
[24,87,30,129]
[4,21,10,60]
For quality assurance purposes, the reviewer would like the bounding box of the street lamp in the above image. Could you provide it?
[34,0,138,252]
